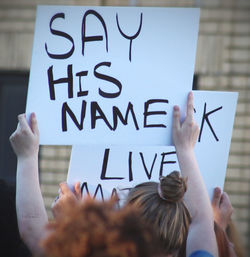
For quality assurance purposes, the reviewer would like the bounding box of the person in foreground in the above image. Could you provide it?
[43,196,164,257]
[127,91,219,257]
[9,113,164,257]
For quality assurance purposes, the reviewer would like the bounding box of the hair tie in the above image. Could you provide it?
[157,183,167,201]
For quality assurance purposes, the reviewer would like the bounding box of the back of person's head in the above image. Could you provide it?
[126,171,191,256]
[41,197,163,257]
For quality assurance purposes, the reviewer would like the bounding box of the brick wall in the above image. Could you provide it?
[1,0,249,254]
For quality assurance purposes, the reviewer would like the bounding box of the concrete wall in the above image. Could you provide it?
[1,0,249,254]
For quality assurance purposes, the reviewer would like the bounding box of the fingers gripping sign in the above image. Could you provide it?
[186,91,195,120]
[172,92,199,151]
[74,181,82,200]
[212,187,234,231]
[30,112,40,136]
[59,181,82,200]
[212,187,222,209]
[9,113,39,159]
[52,181,82,219]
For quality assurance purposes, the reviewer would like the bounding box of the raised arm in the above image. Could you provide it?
[9,113,48,256]
[172,92,218,257]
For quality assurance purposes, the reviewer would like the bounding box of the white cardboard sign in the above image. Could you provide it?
[67,91,238,200]
[26,6,200,145]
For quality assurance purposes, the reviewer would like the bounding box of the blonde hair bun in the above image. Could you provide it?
[159,171,187,203]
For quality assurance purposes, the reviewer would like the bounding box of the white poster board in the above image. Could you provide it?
[26,6,200,145]
[67,91,238,200]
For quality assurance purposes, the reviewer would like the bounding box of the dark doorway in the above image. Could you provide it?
[0,71,29,186]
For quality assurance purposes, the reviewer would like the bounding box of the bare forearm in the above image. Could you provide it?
[176,149,213,221]
[16,156,48,255]
[187,221,218,257]
[177,149,217,257]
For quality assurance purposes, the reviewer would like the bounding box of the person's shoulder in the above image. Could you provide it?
[189,250,214,257]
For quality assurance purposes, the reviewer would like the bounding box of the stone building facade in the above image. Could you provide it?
[1,0,249,254]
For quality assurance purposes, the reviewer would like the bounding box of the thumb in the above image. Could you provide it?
[212,187,221,208]
[30,113,39,136]
[74,182,82,200]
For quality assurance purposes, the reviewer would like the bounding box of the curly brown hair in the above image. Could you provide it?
[41,198,162,257]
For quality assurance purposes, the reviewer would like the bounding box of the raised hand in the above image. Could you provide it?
[52,182,82,219]
[172,91,199,151]
[212,187,234,231]
[9,113,39,159]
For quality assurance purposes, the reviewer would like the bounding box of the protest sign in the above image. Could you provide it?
[26,6,200,145]
[67,91,238,200]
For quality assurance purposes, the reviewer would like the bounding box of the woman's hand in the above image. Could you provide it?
[212,187,234,231]
[172,91,199,152]
[9,113,39,159]
[52,182,82,219]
